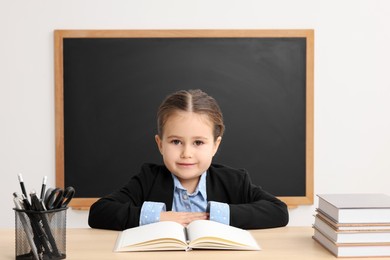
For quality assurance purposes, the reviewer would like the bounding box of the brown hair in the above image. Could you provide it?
[157,89,225,140]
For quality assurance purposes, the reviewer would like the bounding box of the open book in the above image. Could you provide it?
[114,220,261,252]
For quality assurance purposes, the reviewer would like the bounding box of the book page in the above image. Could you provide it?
[186,220,260,250]
[114,221,187,251]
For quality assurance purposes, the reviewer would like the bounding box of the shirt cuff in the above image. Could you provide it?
[140,201,166,226]
[207,201,230,225]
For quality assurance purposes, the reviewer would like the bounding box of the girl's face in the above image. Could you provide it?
[155,110,221,192]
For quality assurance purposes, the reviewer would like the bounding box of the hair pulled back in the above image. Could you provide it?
[157,89,225,140]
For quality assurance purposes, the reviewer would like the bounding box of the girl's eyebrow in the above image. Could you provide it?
[193,136,209,140]
[166,135,209,140]
[166,135,182,139]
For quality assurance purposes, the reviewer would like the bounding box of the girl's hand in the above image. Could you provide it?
[160,211,209,226]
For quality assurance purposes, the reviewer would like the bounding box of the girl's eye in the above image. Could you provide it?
[171,140,182,145]
[194,140,204,146]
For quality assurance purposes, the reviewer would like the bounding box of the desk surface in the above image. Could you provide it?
[1,227,389,260]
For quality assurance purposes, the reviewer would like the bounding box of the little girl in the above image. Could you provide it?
[88,89,288,230]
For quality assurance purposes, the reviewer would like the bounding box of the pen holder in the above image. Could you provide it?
[14,208,67,260]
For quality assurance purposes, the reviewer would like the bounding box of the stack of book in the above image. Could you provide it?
[313,193,390,257]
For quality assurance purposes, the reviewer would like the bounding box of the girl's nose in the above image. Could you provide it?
[180,145,192,159]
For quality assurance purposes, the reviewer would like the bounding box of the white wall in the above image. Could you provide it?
[1,0,390,228]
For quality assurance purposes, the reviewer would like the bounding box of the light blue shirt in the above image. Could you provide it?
[140,171,230,226]
[171,172,208,213]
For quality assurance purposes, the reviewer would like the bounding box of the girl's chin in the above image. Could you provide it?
[172,170,203,179]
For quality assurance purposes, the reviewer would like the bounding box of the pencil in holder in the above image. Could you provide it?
[14,207,67,260]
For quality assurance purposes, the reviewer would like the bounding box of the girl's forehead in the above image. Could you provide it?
[167,110,211,123]
[164,111,213,130]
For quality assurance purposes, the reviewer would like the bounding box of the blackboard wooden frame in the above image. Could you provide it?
[54,30,314,209]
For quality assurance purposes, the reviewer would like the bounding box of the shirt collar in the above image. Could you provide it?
[172,171,207,199]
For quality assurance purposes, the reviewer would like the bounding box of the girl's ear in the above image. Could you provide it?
[212,136,222,156]
[155,135,163,154]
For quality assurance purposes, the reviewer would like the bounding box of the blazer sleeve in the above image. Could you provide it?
[228,171,289,229]
[88,164,157,231]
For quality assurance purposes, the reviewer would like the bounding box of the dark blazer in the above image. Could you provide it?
[88,163,289,230]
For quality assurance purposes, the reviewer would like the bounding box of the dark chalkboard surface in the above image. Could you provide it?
[54,30,314,209]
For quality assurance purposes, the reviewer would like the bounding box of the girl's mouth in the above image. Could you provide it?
[177,163,195,167]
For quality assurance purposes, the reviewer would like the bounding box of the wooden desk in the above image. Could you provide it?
[1,227,389,259]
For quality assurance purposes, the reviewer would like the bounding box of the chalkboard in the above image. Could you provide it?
[54,30,314,209]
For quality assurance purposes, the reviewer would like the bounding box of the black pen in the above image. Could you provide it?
[30,192,54,257]
[22,192,45,257]
[19,193,44,257]
[30,191,61,257]
[40,176,47,200]
[21,194,32,211]
[18,173,28,199]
